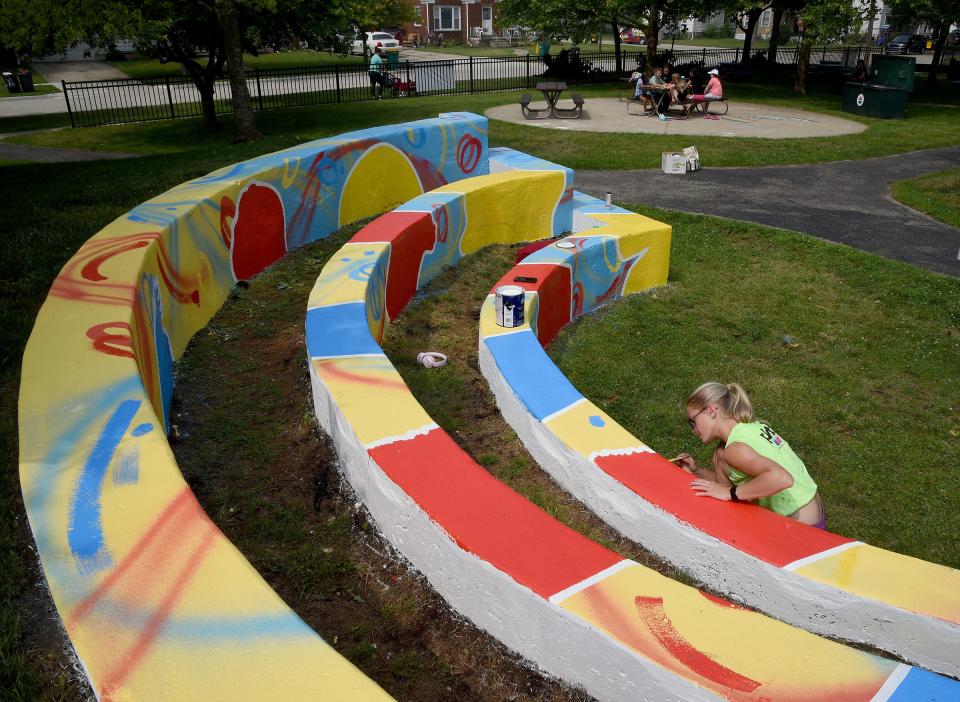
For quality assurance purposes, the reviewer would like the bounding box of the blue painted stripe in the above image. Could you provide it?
[886,666,960,702]
[68,399,140,572]
[306,302,381,358]
[485,331,582,421]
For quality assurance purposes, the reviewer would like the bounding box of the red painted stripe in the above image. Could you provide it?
[68,487,195,629]
[369,428,620,598]
[99,525,218,700]
[595,452,852,568]
[491,263,571,345]
[350,211,436,320]
[634,595,761,693]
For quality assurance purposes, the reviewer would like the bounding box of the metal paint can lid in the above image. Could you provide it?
[555,240,576,249]
[496,285,524,296]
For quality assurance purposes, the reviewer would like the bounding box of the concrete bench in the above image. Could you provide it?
[18,112,490,701]
[477,193,960,677]
[305,149,958,700]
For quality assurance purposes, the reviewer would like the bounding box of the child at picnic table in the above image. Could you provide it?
[672,382,826,529]
[644,67,671,120]
[685,68,723,117]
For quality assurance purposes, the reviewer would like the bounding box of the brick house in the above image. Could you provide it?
[401,0,500,46]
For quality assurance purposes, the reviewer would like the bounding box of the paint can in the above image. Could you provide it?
[495,285,525,328]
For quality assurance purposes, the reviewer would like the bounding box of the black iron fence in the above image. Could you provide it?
[61,46,956,128]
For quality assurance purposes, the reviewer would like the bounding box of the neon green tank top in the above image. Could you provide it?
[725,422,817,516]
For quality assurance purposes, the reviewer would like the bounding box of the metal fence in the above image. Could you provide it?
[61,46,956,128]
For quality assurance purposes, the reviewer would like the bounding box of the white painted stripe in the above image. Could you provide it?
[869,663,912,702]
[548,560,636,604]
[540,397,587,424]
[588,445,655,462]
[310,352,385,361]
[364,423,439,450]
[781,541,864,572]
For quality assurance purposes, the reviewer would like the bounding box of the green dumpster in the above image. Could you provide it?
[539,41,550,56]
[870,54,915,92]
[842,82,909,119]
[385,49,400,68]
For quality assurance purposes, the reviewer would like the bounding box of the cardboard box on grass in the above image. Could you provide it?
[661,146,700,174]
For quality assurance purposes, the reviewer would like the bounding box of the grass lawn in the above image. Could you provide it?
[110,50,362,79]
[4,80,957,170]
[550,207,960,568]
[892,168,960,228]
[1,84,957,697]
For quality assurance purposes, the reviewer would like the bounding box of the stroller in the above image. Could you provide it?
[383,71,416,97]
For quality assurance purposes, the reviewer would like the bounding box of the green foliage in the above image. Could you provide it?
[892,168,960,228]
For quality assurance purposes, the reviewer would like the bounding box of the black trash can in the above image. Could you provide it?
[16,70,34,92]
[842,82,909,119]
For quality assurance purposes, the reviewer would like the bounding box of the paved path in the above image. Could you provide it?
[576,146,960,277]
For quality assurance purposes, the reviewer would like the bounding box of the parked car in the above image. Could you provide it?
[884,34,926,54]
[619,27,647,45]
[351,31,401,55]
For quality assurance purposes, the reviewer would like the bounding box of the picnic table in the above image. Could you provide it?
[535,81,568,114]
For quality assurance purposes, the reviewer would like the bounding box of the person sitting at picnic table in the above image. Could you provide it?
[685,68,723,116]
[644,67,672,121]
[628,69,652,111]
[668,72,690,108]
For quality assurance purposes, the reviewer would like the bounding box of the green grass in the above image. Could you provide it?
[110,50,362,79]
[892,168,960,228]
[2,82,958,170]
[1,83,957,697]
[549,206,960,567]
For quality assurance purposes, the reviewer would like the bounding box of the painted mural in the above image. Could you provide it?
[19,113,487,701]
[306,151,958,700]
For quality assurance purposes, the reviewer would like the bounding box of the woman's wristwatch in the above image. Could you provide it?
[729,485,740,502]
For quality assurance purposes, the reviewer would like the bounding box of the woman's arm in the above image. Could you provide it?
[690,442,793,502]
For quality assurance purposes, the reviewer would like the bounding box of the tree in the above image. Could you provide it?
[791,0,860,93]
[887,0,960,83]
[0,0,409,137]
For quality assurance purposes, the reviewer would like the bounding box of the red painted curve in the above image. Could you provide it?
[368,428,620,598]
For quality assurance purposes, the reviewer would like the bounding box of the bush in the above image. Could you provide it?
[702,23,735,39]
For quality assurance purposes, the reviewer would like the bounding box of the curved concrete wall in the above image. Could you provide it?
[18,112,488,701]
[476,194,960,677]
[306,151,957,701]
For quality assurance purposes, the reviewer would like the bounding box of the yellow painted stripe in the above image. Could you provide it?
[436,171,566,255]
[543,400,649,458]
[311,356,433,446]
[308,242,390,309]
[557,563,894,701]
[793,543,960,624]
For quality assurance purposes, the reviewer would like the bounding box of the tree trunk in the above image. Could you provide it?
[766,3,784,69]
[216,0,261,141]
[612,17,623,73]
[793,39,810,94]
[645,1,660,67]
[740,8,763,64]
[928,20,947,84]
[863,0,877,46]
[164,39,221,128]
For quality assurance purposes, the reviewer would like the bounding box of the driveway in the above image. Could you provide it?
[576,146,960,277]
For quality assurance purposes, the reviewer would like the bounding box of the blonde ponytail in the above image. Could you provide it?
[686,381,754,422]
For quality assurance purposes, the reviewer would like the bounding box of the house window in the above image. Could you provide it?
[760,9,771,27]
[413,6,422,26]
[434,6,461,31]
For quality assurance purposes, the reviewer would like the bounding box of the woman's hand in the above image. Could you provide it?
[672,453,697,473]
[691,479,731,501]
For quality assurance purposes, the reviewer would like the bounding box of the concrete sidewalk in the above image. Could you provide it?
[576,146,960,277]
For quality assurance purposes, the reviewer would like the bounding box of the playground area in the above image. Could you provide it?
[487,97,867,138]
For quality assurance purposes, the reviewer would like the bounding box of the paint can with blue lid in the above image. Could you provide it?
[495,285,525,328]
